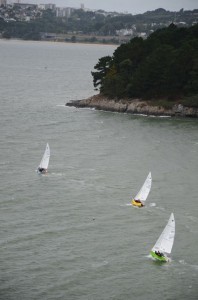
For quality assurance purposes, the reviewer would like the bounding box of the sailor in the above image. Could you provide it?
[38,167,46,173]
[155,250,161,256]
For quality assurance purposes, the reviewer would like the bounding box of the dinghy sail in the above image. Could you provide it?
[150,213,175,262]
[131,172,152,207]
[37,143,50,174]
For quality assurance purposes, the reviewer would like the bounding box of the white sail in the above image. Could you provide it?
[151,213,175,254]
[134,172,152,201]
[38,143,50,170]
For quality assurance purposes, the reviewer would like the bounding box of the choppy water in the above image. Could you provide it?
[0,40,198,300]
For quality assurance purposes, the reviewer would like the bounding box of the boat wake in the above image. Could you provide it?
[178,260,198,271]
[47,172,66,177]
[91,260,108,268]
[123,201,156,208]
[179,259,187,265]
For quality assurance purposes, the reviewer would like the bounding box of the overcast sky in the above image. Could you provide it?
[14,1,198,14]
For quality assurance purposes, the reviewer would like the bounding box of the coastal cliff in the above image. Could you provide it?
[66,94,198,117]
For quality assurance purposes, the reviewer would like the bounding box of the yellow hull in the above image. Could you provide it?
[132,199,144,207]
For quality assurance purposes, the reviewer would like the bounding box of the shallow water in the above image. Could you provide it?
[0,40,198,300]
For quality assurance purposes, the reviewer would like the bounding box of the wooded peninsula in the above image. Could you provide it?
[67,23,198,117]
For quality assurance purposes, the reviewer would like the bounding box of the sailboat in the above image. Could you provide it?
[37,143,50,174]
[131,172,152,207]
[150,213,175,262]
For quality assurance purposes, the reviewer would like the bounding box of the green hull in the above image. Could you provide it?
[150,251,168,262]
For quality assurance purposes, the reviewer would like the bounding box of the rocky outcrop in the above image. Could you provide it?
[66,94,198,117]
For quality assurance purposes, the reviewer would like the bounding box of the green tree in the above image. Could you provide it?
[91,56,113,90]
[91,23,198,101]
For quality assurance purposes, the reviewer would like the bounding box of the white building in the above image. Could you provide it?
[56,7,73,18]
[116,29,133,36]
[39,3,56,10]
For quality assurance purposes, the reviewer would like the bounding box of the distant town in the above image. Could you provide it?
[0,0,197,43]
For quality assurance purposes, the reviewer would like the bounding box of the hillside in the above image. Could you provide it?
[0,4,197,43]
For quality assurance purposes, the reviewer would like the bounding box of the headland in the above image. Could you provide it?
[66,94,198,118]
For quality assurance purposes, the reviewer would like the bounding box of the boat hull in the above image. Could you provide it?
[150,251,168,262]
[132,199,144,207]
[37,169,47,174]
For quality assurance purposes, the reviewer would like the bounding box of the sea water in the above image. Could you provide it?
[0,39,198,300]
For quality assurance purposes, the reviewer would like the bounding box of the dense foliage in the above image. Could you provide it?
[92,24,198,105]
[0,9,62,40]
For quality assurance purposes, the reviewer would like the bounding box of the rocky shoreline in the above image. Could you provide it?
[66,94,198,118]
